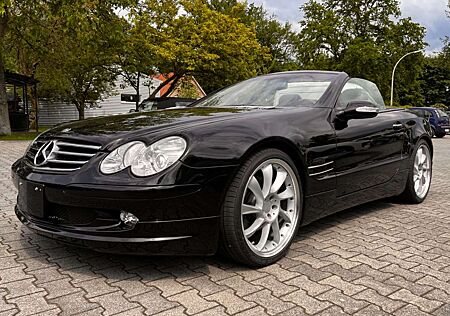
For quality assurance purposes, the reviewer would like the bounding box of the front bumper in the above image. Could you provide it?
[12,158,236,255]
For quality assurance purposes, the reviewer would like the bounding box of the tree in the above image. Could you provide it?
[297,0,426,105]
[421,39,450,107]
[208,0,299,74]
[129,0,269,95]
[2,0,132,124]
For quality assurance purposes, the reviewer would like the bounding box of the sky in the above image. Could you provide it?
[248,0,450,54]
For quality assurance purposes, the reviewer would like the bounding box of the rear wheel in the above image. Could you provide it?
[398,140,432,203]
[220,149,302,267]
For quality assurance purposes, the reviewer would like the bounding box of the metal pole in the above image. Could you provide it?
[136,72,140,112]
[390,49,423,107]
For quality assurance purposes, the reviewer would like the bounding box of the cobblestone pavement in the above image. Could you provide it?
[0,139,449,316]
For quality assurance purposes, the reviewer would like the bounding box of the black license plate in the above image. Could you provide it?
[18,181,45,218]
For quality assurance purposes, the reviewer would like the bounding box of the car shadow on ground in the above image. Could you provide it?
[17,198,397,281]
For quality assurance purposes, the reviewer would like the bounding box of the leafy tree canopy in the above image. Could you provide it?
[297,0,426,106]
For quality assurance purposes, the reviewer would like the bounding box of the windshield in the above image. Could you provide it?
[193,73,337,108]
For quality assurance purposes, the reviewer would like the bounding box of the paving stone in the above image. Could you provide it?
[244,289,295,315]
[394,304,434,316]
[48,291,101,315]
[88,290,141,316]
[389,289,443,313]
[129,290,180,315]
[433,304,450,316]
[0,265,31,284]
[317,289,368,314]
[234,306,266,316]
[354,305,391,316]
[9,292,59,316]
[251,275,297,297]
[206,289,255,314]
[168,289,217,315]
[145,277,192,298]
[285,275,332,296]
[182,275,226,296]
[76,278,119,298]
[40,278,82,299]
[319,275,365,295]
[354,288,406,313]
[258,263,299,282]
[0,291,16,314]
[3,278,45,299]
[386,276,434,296]
[112,276,155,298]
[282,289,331,314]
[217,276,263,297]
[195,306,229,316]
[288,262,332,281]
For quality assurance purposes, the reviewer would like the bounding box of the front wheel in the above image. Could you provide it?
[398,140,432,203]
[220,149,302,267]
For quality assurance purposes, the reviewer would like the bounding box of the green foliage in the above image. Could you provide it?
[208,0,299,74]
[176,79,200,99]
[130,0,268,95]
[297,0,426,106]
[433,103,448,110]
[421,39,450,108]
[3,0,132,120]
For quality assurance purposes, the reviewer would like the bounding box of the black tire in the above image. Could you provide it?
[436,132,445,138]
[430,127,435,138]
[220,148,303,267]
[398,139,432,204]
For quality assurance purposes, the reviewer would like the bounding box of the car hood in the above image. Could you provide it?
[42,107,288,146]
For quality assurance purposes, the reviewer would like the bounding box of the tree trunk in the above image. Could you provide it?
[0,55,11,135]
[76,102,85,120]
[0,13,11,136]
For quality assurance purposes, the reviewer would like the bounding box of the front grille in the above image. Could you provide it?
[26,139,101,172]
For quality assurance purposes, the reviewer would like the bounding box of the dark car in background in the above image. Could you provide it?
[409,107,449,138]
[135,97,197,112]
[12,71,433,266]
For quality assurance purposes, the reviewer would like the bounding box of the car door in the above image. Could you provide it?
[333,78,406,196]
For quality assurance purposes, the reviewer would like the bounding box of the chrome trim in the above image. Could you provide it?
[56,141,101,150]
[46,159,87,165]
[309,168,334,177]
[32,166,81,172]
[53,150,96,157]
[308,161,334,169]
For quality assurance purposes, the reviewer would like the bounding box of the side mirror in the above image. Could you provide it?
[336,101,379,120]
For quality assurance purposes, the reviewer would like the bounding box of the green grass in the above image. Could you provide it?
[0,127,49,141]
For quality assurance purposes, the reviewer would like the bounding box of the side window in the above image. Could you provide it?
[337,78,385,110]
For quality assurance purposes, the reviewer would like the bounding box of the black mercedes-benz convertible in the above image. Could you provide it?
[12,71,433,266]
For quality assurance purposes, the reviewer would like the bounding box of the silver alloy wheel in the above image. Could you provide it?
[241,159,300,257]
[413,144,431,199]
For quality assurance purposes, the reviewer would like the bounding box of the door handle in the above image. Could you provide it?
[393,123,404,130]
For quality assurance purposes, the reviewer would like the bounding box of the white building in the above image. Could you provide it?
[38,74,162,126]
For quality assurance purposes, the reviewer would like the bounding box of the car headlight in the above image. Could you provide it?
[100,136,187,176]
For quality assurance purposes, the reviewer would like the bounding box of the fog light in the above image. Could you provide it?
[120,211,139,227]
